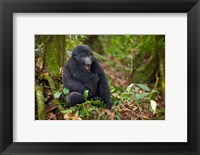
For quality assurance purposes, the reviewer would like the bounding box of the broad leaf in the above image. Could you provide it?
[115,112,121,120]
[61,109,73,114]
[91,100,104,107]
[83,103,90,117]
[137,84,150,92]
[135,92,149,101]
[84,90,89,101]
[63,88,69,95]
[126,83,134,95]
[54,91,62,99]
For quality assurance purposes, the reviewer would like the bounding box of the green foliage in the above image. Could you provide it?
[98,35,165,83]
[126,83,134,95]
[115,112,121,120]
[90,99,104,107]
[54,87,69,100]
[62,90,107,120]
[136,84,150,92]
[99,35,137,65]
[84,90,89,101]
[99,35,164,65]
[61,109,73,115]
[112,83,152,104]
[110,85,125,105]
[63,87,69,95]
[54,91,62,99]
[66,35,87,51]
[62,102,106,120]
[59,82,161,120]
[135,92,149,101]
[83,90,104,107]
[138,35,155,53]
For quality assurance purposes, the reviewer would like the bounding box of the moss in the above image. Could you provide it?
[132,54,159,83]
[159,51,165,98]
[36,85,46,120]
[43,75,64,113]
[45,35,66,77]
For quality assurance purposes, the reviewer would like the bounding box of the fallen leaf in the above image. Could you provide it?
[64,113,82,120]
[150,100,157,114]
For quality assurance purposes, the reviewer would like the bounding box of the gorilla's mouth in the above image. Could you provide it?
[85,64,91,70]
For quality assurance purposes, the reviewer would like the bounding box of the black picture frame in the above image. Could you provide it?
[0,0,200,154]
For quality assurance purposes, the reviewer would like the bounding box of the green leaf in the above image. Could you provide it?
[91,100,104,107]
[111,89,116,93]
[137,84,150,92]
[156,108,165,115]
[126,84,134,95]
[149,107,153,113]
[75,110,79,116]
[121,91,128,97]
[54,91,62,99]
[83,103,90,117]
[84,90,89,101]
[113,100,118,105]
[142,92,150,97]
[135,92,150,101]
[63,88,69,95]
[79,110,85,118]
[61,109,72,114]
[115,112,121,120]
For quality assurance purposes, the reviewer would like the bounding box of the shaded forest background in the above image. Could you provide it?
[35,35,165,120]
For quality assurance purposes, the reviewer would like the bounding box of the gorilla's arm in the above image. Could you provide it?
[69,58,99,92]
[92,59,112,109]
[63,59,99,97]
[63,63,87,94]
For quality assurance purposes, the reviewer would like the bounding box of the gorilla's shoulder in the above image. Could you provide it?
[64,58,72,69]
[65,57,79,71]
[66,57,73,63]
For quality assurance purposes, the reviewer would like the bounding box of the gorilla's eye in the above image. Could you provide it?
[73,53,76,57]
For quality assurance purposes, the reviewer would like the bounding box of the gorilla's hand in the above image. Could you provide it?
[93,96,101,100]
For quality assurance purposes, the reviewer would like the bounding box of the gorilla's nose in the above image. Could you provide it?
[86,58,91,64]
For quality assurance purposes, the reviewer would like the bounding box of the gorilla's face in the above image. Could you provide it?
[72,44,94,70]
[80,54,93,70]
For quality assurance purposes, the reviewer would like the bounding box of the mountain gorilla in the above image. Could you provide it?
[62,44,112,109]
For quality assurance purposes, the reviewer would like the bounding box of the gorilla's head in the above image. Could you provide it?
[72,44,94,70]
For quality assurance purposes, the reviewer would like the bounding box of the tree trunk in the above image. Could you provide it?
[44,35,66,77]
[131,53,159,83]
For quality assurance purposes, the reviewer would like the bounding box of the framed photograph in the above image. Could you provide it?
[0,0,200,154]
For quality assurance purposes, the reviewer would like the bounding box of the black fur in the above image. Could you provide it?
[63,44,112,109]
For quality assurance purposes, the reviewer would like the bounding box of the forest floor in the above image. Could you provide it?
[35,58,165,120]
